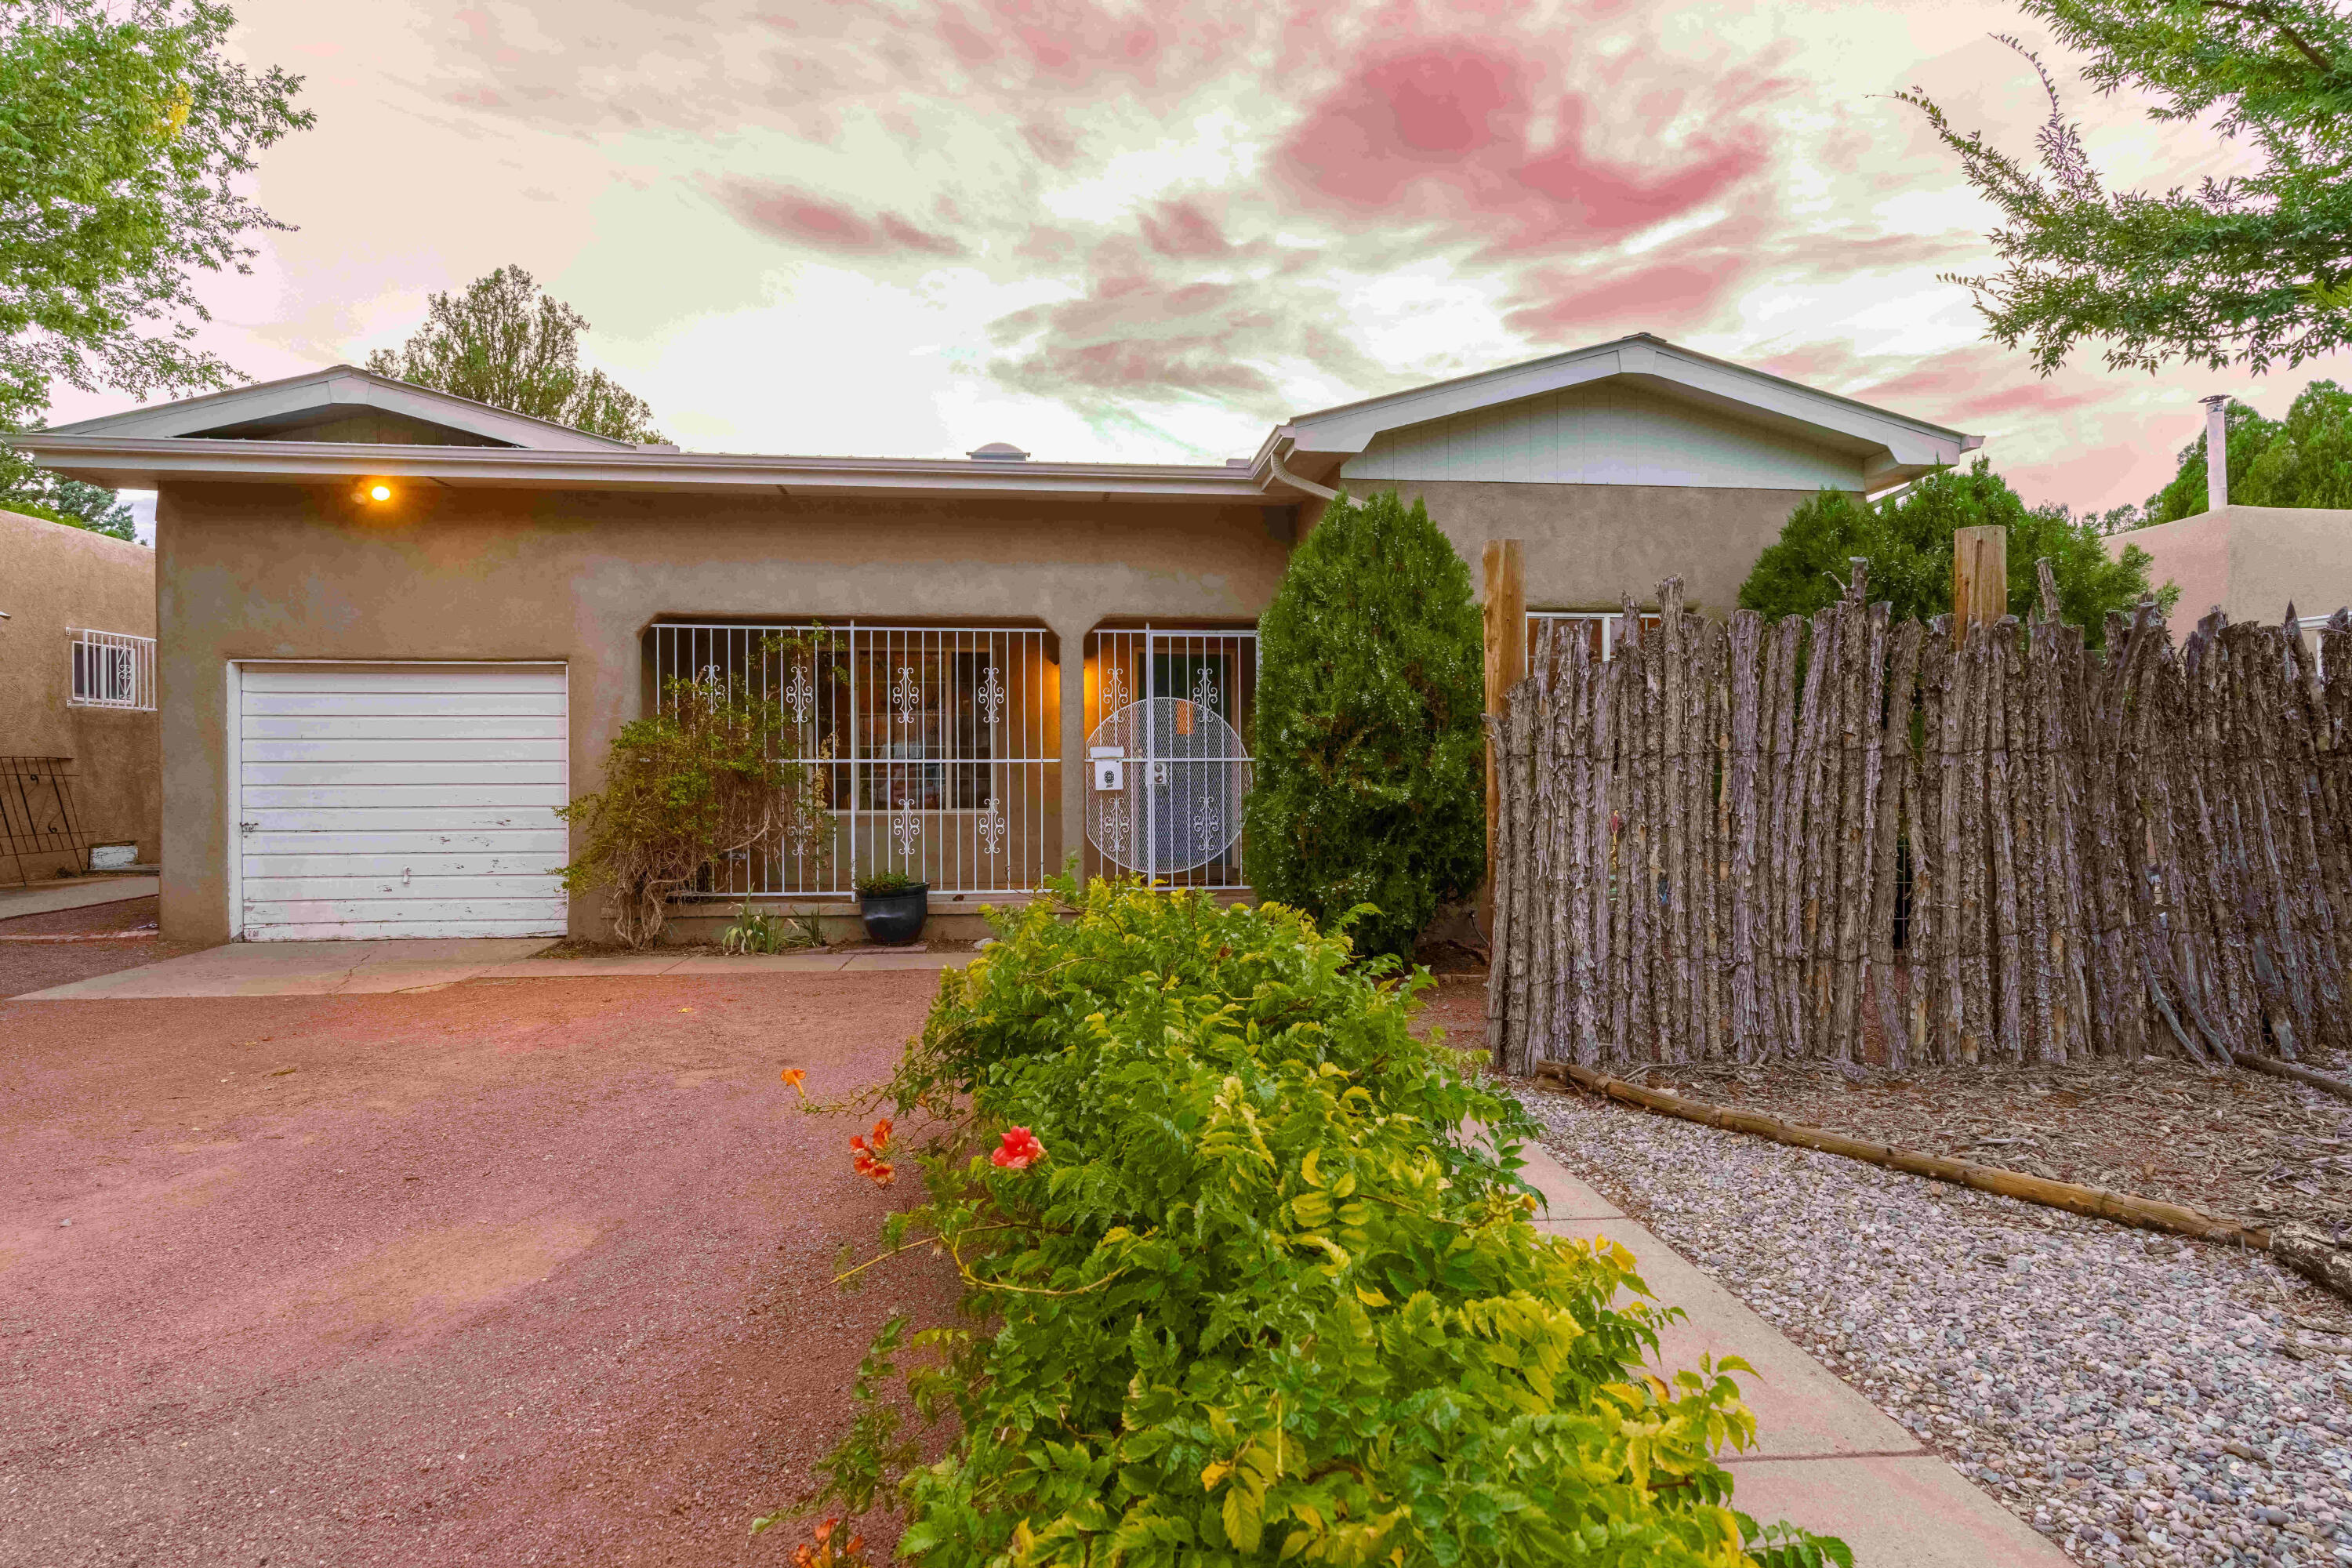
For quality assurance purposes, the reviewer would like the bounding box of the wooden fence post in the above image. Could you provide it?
[1483,539,1526,940]
[1953,525,2008,644]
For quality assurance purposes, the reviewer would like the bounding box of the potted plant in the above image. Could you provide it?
[855,872,928,946]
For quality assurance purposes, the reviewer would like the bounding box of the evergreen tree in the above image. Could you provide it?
[1243,491,1485,960]
[1738,458,2172,643]
[2143,399,2285,523]
[2,475,139,540]
[365,266,663,444]
[2242,379,2352,508]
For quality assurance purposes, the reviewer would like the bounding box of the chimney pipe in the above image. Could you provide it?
[2201,394,2230,514]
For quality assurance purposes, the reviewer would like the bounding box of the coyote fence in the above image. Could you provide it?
[1486,572,2352,1076]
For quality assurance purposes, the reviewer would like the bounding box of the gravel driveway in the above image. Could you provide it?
[1,974,957,1567]
[1516,1082,2352,1568]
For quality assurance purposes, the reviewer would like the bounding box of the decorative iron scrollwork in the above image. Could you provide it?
[892,665,920,727]
[783,664,815,726]
[977,664,1004,727]
[978,795,1006,857]
[892,797,922,857]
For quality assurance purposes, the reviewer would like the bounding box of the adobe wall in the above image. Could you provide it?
[0,510,161,882]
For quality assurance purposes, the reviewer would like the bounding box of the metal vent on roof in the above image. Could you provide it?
[967,441,1030,462]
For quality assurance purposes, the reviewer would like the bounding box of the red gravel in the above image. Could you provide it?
[0,895,208,999]
[0,974,960,1566]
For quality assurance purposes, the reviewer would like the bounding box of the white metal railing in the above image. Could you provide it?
[1526,610,1662,666]
[649,622,1058,897]
[1083,627,1255,891]
[67,628,155,710]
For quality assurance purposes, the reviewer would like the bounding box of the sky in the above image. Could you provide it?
[49,0,2338,543]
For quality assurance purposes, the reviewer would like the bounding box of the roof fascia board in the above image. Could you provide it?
[10,434,1269,503]
[43,365,637,452]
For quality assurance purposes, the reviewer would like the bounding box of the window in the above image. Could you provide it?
[67,630,154,711]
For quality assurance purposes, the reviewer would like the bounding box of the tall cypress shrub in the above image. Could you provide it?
[1244,490,1485,958]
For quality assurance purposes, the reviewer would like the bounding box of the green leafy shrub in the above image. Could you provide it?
[787,880,1845,1566]
[557,660,828,948]
[720,898,815,955]
[855,872,924,897]
[1737,459,2173,644]
[1244,490,1485,959]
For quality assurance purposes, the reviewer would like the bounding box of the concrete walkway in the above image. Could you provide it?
[14,938,968,999]
[0,874,159,920]
[1519,1145,2068,1566]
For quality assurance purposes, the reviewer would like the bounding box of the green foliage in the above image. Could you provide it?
[720,898,814,955]
[855,872,924,897]
[1244,490,1485,960]
[0,0,310,491]
[1737,459,2175,644]
[1899,0,2352,373]
[795,880,1847,1566]
[557,663,828,948]
[365,265,663,443]
[2,475,138,539]
[2142,399,2286,523]
[2140,381,2352,521]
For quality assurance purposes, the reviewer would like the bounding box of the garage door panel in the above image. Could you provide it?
[243,874,569,901]
[242,851,566,878]
[241,668,564,694]
[238,664,568,940]
[239,829,567,856]
[241,896,568,926]
[239,760,567,786]
[241,918,569,941]
[241,784,568,810]
[241,738,566,764]
[242,807,563,833]
[243,715,569,742]
[243,691,566,718]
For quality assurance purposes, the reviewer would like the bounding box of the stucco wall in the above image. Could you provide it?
[0,510,161,880]
[1362,480,1831,613]
[154,482,1294,942]
[2108,506,2352,641]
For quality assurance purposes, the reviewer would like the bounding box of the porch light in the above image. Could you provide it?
[368,484,392,503]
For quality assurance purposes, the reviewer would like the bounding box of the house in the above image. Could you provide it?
[0,509,162,884]
[11,334,1977,944]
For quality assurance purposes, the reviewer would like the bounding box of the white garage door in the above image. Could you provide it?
[237,664,570,939]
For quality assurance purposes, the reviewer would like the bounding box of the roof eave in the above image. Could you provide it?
[9,434,1276,505]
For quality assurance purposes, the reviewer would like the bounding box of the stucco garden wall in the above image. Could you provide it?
[0,510,161,882]
[2112,505,2352,641]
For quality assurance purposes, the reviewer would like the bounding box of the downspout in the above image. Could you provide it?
[1266,445,1338,502]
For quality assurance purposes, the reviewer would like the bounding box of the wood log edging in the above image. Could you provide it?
[1530,1058,2273,1250]
[2236,1052,2352,1105]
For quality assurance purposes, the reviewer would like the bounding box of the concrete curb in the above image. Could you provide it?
[0,876,160,921]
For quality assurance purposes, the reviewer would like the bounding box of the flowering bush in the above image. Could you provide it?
[789,879,1846,1566]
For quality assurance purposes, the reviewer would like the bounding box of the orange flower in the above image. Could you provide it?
[991,1126,1045,1171]
[780,1067,808,1098]
[851,1122,896,1187]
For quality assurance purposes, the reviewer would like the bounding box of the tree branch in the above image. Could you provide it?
[2199,0,2336,74]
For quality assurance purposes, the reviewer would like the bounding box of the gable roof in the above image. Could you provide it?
[1255,333,1981,494]
[13,334,1982,503]
[40,364,648,452]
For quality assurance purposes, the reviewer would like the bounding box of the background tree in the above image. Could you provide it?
[1901,0,2352,375]
[366,267,664,444]
[2137,379,2352,521]
[1243,490,1485,960]
[0,0,310,500]
[4,475,136,539]
[1737,458,2174,641]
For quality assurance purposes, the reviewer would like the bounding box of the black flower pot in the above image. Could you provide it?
[858,884,928,946]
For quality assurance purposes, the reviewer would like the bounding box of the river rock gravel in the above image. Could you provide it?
[1512,1080,2352,1567]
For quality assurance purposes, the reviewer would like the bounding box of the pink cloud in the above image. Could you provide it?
[1273,39,1772,253]
[710,180,966,258]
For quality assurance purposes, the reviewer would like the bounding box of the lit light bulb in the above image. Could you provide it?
[368,484,391,502]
